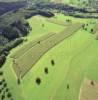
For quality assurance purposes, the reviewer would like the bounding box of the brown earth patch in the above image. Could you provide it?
[79,79,98,100]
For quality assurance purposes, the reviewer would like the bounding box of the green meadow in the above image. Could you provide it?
[2,14,98,100]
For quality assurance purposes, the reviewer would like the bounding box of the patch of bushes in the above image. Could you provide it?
[0,38,24,68]
[51,59,55,66]
[36,77,41,85]
[38,10,54,17]
[67,84,69,89]
[0,71,3,75]
[44,67,48,74]
[0,76,13,100]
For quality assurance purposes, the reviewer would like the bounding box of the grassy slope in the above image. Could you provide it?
[51,0,79,4]
[2,14,98,100]
[2,15,64,100]
[21,19,98,100]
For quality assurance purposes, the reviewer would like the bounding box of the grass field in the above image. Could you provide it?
[50,0,86,6]
[1,14,98,100]
[12,23,82,78]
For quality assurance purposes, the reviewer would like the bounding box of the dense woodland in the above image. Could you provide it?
[0,1,55,67]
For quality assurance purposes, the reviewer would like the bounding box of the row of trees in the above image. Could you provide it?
[0,38,24,68]
[0,19,31,68]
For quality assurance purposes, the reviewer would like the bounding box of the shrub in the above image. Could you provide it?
[91,81,94,86]
[0,54,6,68]
[51,59,55,66]
[0,89,2,93]
[3,83,7,88]
[67,84,69,89]
[1,94,5,100]
[5,88,9,93]
[0,79,6,86]
[38,41,40,44]
[36,78,41,85]
[17,79,21,85]
[90,28,94,33]
[0,71,3,75]
[7,92,12,98]
[2,26,19,40]
[84,28,87,31]
[44,67,48,74]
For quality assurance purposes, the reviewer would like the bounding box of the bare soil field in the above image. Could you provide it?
[79,79,98,100]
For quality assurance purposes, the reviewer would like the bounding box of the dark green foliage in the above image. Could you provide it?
[0,81,3,85]
[0,54,6,68]
[44,67,48,74]
[17,78,21,85]
[38,41,40,44]
[90,28,94,33]
[36,78,41,85]
[0,38,23,68]
[3,83,7,88]
[5,88,9,93]
[11,20,29,36]
[3,51,9,56]
[38,10,54,17]
[91,81,94,86]
[51,59,55,66]
[67,84,69,89]
[0,89,2,93]
[7,92,12,98]
[0,79,5,85]
[0,35,9,46]
[0,71,3,75]
[1,94,5,100]
[3,26,19,40]
[66,19,71,22]
[84,28,87,31]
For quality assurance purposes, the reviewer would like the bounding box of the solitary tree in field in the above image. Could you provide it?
[84,28,87,31]
[67,84,69,89]
[51,59,55,66]
[36,77,41,85]
[0,71,3,76]
[7,92,12,98]
[91,81,94,86]
[90,28,94,33]
[17,78,21,85]
[5,88,9,93]
[44,67,48,74]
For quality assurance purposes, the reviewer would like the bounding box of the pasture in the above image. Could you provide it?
[12,23,82,78]
[1,14,98,100]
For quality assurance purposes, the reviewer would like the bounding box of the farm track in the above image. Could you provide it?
[12,23,83,78]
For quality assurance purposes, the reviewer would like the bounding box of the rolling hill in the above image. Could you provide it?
[1,0,98,100]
